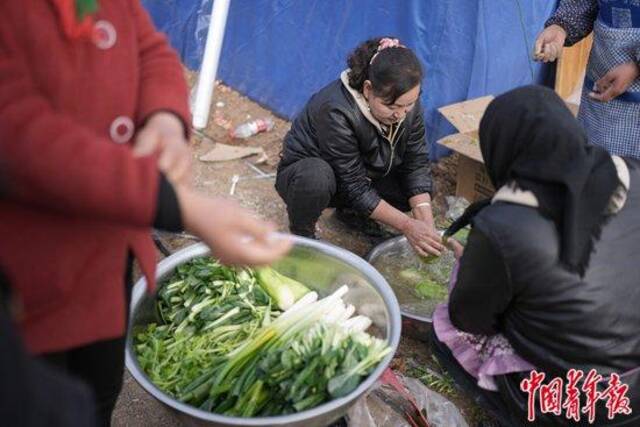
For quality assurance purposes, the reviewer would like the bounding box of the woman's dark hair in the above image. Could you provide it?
[347,37,423,104]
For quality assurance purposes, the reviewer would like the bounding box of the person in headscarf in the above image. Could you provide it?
[431,86,640,426]
[535,0,640,159]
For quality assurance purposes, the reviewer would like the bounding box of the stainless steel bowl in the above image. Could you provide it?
[367,235,454,342]
[125,236,401,427]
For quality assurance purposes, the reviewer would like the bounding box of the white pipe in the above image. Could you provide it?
[192,0,231,129]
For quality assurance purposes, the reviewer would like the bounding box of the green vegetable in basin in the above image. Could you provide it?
[396,250,453,301]
[255,266,310,310]
[415,278,447,300]
[134,257,391,417]
[199,287,390,416]
[418,254,439,265]
[398,268,423,284]
[452,227,469,245]
[136,258,276,396]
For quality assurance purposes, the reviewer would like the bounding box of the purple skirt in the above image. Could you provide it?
[432,263,534,391]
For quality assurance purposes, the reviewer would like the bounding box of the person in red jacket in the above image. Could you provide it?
[0,1,290,425]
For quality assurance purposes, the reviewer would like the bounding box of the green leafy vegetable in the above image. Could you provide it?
[398,267,448,301]
[255,266,310,310]
[199,287,391,416]
[136,258,276,397]
[134,257,391,417]
[415,278,447,300]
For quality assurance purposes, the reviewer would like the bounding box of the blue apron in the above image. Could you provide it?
[579,0,640,158]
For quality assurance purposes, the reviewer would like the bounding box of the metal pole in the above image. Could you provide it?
[192,0,231,129]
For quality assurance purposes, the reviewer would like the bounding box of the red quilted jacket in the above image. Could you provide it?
[0,0,190,353]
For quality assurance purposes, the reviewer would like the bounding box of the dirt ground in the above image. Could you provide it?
[112,74,488,426]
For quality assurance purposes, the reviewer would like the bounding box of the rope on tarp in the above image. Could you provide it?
[515,0,536,83]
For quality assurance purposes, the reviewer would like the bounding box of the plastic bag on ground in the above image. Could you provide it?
[346,373,468,427]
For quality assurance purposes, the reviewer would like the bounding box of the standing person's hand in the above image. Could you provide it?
[176,188,292,266]
[533,25,567,63]
[588,62,640,102]
[134,112,192,185]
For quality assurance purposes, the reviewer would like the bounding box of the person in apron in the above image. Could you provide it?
[534,0,640,159]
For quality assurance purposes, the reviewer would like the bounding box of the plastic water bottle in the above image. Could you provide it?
[230,117,275,139]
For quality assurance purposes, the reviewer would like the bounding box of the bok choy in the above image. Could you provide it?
[134,257,391,417]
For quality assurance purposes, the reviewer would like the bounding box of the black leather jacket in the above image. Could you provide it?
[278,79,432,215]
[451,159,640,425]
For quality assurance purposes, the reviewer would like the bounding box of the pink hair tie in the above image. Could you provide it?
[369,37,405,65]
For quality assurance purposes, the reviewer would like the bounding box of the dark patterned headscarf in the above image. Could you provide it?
[446,86,619,275]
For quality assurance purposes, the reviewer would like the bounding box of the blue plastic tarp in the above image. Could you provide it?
[143,0,557,159]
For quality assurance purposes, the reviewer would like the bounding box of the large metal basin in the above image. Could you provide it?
[367,235,455,342]
[125,236,401,427]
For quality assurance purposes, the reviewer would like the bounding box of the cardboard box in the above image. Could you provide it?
[436,96,580,203]
[436,96,495,203]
